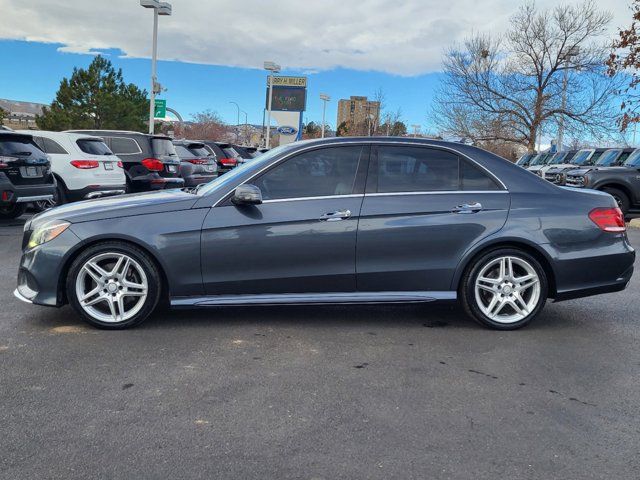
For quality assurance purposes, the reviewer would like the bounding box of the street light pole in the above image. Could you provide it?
[320,93,330,139]
[241,110,248,144]
[230,101,240,142]
[557,46,579,150]
[264,61,281,149]
[141,1,172,135]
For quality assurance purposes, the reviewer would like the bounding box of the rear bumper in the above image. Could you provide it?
[129,174,185,192]
[183,174,217,188]
[66,184,127,202]
[0,178,55,206]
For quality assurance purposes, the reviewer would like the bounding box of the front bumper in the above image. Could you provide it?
[16,227,83,307]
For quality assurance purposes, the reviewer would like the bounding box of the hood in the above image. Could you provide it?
[545,164,576,173]
[29,189,199,228]
[566,168,591,176]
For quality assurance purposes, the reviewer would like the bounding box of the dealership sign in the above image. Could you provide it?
[277,126,298,136]
[267,76,307,87]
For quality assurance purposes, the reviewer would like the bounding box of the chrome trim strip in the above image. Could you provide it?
[84,190,126,199]
[262,194,364,204]
[15,195,53,203]
[212,140,508,207]
[171,291,457,307]
[365,190,508,197]
[13,288,33,304]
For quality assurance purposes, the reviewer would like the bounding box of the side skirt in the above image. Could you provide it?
[170,291,457,308]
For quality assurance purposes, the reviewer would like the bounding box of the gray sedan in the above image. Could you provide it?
[14,138,635,329]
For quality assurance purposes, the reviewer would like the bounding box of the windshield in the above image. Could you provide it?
[624,149,640,167]
[196,143,295,196]
[529,154,545,166]
[570,150,593,166]
[516,153,534,165]
[548,152,568,165]
[595,150,622,166]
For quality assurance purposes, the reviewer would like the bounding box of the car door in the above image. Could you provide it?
[356,144,510,292]
[200,145,369,295]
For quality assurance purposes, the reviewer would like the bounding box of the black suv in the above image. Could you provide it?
[172,140,218,187]
[565,148,640,215]
[0,131,55,219]
[66,130,184,192]
[199,141,238,174]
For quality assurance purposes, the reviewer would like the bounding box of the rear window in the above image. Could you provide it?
[174,145,194,158]
[109,137,142,155]
[152,138,177,157]
[0,136,45,157]
[77,139,112,156]
[223,147,240,159]
[188,146,210,157]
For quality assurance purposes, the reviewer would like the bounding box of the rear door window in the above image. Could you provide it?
[109,137,142,155]
[77,139,112,155]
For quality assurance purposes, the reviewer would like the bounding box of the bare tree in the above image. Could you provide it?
[607,0,640,131]
[433,1,622,151]
[171,109,230,140]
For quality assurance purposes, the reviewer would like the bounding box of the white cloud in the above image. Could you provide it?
[0,0,632,76]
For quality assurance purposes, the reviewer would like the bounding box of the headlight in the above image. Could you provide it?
[28,220,70,249]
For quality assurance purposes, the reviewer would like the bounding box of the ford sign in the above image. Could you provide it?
[277,126,298,136]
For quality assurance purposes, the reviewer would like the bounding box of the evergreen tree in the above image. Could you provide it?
[37,56,148,131]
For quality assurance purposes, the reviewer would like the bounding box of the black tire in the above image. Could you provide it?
[460,248,548,330]
[0,203,27,220]
[66,241,162,329]
[601,187,630,216]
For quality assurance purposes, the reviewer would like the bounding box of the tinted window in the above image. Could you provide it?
[77,139,111,155]
[42,138,68,154]
[376,147,459,192]
[624,150,640,166]
[174,145,194,158]
[618,152,631,164]
[223,147,240,159]
[0,136,45,157]
[460,159,500,190]
[254,146,362,200]
[151,138,177,157]
[188,146,210,157]
[595,150,621,166]
[109,137,141,155]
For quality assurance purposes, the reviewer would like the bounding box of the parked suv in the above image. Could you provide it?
[199,141,238,174]
[66,130,184,192]
[0,131,55,219]
[172,140,218,187]
[565,148,640,215]
[543,148,607,185]
[17,130,126,208]
[535,150,578,178]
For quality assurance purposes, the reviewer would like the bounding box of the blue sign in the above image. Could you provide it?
[277,126,298,136]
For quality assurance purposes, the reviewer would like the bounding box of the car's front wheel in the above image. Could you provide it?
[461,248,548,330]
[66,242,161,329]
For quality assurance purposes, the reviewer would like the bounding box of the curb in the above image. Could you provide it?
[628,218,640,229]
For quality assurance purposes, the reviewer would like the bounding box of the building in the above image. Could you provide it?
[0,99,47,130]
[336,96,380,134]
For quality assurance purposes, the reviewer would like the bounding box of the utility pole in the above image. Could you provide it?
[319,93,330,138]
[230,101,240,142]
[557,46,580,150]
[140,1,172,135]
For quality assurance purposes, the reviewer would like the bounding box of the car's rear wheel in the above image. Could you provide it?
[601,187,630,216]
[0,203,27,219]
[66,242,161,329]
[461,248,548,330]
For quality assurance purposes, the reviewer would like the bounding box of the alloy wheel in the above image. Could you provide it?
[75,252,148,323]
[474,256,541,324]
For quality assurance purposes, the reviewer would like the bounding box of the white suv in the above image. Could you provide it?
[17,131,126,207]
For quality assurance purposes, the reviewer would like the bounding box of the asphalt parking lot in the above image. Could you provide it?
[1,216,639,480]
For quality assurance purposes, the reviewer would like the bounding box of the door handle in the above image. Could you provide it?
[320,209,352,221]
[452,202,483,214]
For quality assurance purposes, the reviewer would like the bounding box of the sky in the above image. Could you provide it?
[0,0,633,131]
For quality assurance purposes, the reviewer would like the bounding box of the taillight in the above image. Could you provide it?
[0,155,17,168]
[186,158,208,165]
[117,161,123,168]
[589,207,626,233]
[142,158,164,171]
[70,160,99,169]
[219,158,237,166]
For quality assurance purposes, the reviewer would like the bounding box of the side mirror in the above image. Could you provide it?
[232,184,262,205]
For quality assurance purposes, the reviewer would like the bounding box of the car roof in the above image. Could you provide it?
[0,130,33,140]
[65,129,171,140]
[15,130,104,142]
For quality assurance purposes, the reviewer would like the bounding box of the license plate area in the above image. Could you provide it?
[104,162,114,170]
[167,165,177,173]
[20,166,43,178]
